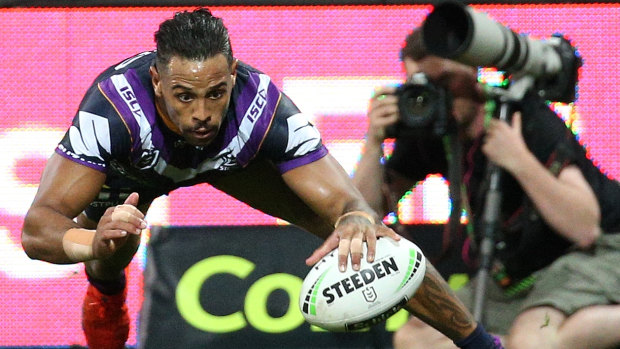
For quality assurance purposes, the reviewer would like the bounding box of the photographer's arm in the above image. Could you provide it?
[353,86,414,214]
[353,129,386,214]
[484,112,601,248]
[354,86,497,347]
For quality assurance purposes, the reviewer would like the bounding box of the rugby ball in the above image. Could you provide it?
[299,237,426,331]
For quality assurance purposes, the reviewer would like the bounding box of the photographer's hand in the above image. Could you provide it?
[482,111,532,174]
[367,86,400,143]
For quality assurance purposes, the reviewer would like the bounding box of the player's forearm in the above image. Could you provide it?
[352,138,387,215]
[21,205,86,264]
[285,154,379,227]
[508,155,601,247]
[404,263,476,341]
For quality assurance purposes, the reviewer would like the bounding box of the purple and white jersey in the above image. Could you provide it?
[56,51,327,204]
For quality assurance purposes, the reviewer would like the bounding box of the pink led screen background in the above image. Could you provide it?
[1,4,618,347]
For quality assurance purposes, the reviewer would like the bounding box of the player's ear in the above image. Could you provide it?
[150,65,162,97]
[231,59,238,86]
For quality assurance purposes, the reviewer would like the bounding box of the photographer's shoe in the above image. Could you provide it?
[82,284,129,349]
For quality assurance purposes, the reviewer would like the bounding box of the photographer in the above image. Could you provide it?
[353,27,620,349]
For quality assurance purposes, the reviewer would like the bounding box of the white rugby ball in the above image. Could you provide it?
[299,237,426,331]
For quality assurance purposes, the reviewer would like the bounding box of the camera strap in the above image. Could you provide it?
[436,133,464,264]
[460,95,498,265]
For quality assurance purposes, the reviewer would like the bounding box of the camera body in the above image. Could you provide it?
[386,73,453,139]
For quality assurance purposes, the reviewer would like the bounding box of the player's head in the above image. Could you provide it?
[154,8,234,70]
[151,8,237,147]
[400,27,484,131]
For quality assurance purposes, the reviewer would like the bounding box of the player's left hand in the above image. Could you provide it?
[93,192,146,259]
[482,111,530,173]
[305,218,400,272]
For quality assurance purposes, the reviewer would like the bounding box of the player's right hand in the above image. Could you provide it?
[93,192,146,259]
[305,221,401,272]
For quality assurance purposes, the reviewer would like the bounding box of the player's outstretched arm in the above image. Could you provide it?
[283,153,400,271]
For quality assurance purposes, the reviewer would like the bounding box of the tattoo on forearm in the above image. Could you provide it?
[406,264,475,340]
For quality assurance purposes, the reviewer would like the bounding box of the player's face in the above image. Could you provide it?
[404,55,484,130]
[151,54,237,147]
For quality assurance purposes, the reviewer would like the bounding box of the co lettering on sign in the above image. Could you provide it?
[175,255,409,334]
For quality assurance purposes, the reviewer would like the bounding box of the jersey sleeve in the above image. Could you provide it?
[56,83,131,173]
[260,92,328,173]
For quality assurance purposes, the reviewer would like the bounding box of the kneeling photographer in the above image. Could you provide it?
[352,14,620,349]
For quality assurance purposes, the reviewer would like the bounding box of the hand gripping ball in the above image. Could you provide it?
[299,237,426,331]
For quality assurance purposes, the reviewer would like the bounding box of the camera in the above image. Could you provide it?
[385,73,453,139]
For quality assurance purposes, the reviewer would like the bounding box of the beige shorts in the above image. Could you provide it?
[456,233,620,334]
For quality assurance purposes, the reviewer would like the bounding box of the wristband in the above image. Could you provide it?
[454,324,504,349]
[334,211,375,228]
[62,228,95,262]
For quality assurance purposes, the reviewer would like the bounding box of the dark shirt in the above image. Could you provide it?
[386,91,620,279]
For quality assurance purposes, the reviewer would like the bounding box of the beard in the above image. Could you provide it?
[451,99,485,140]
[452,99,479,126]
